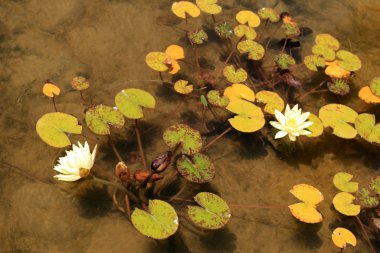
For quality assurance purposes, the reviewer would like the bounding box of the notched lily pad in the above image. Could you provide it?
[215,22,234,38]
[333,192,360,216]
[237,40,265,60]
[258,8,280,22]
[85,105,125,135]
[370,176,380,195]
[171,1,200,19]
[306,113,324,137]
[163,124,202,155]
[274,53,296,70]
[333,172,359,193]
[282,23,300,37]
[71,76,90,91]
[115,88,156,119]
[145,52,169,72]
[236,10,260,27]
[315,33,340,51]
[357,188,379,208]
[304,55,326,71]
[42,82,60,98]
[176,153,215,183]
[223,65,247,83]
[207,90,229,107]
[312,44,335,61]
[255,90,284,114]
[226,100,265,133]
[188,30,208,45]
[332,227,357,249]
[174,80,193,94]
[187,192,231,229]
[358,86,380,104]
[195,0,222,15]
[131,199,178,240]
[336,50,361,72]
[234,25,256,40]
[327,79,350,96]
[369,77,380,97]
[224,83,255,102]
[354,113,380,143]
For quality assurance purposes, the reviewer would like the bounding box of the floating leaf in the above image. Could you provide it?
[71,76,90,91]
[176,154,215,183]
[255,90,284,114]
[163,124,202,155]
[333,192,360,216]
[327,79,350,96]
[165,45,185,74]
[282,23,300,37]
[131,200,178,240]
[226,100,265,133]
[288,184,324,224]
[369,77,380,97]
[233,25,256,40]
[315,34,340,51]
[85,105,125,135]
[357,188,379,208]
[319,104,358,139]
[235,10,260,27]
[42,82,60,98]
[174,80,193,94]
[325,61,351,79]
[188,30,208,45]
[207,90,229,107]
[195,0,221,15]
[237,40,265,60]
[333,172,359,193]
[304,55,326,71]
[354,113,380,143]
[215,22,234,38]
[274,53,296,70]
[306,113,324,137]
[312,44,335,61]
[336,50,361,72]
[358,86,380,104]
[171,1,200,19]
[224,83,255,102]
[370,177,380,195]
[200,95,208,107]
[258,8,280,22]
[145,52,169,72]
[115,88,156,119]
[187,192,231,229]
[332,227,357,249]
[223,65,247,83]
[36,112,82,148]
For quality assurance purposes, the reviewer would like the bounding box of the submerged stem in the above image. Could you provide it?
[201,126,232,151]
[355,216,376,253]
[52,97,58,112]
[92,175,139,203]
[134,119,148,170]
[79,90,88,105]
[108,134,124,163]
[295,79,327,101]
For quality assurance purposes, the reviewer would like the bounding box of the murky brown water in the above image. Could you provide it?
[0,0,379,252]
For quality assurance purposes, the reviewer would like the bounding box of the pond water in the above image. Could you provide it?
[0,0,379,252]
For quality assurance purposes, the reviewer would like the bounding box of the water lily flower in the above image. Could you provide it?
[53,141,97,181]
[270,104,313,141]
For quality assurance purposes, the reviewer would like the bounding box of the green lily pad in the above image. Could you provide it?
[214,22,233,38]
[207,90,229,107]
[71,76,90,91]
[255,90,284,114]
[234,25,256,40]
[85,105,125,135]
[336,50,361,72]
[145,52,169,72]
[319,104,358,139]
[195,0,222,15]
[333,192,361,216]
[131,199,178,239]
[315,33,340,51]
[274,53,296,70]
[223,65,247,83]
[115,88,156,119]
[282,23,300,37]
[237,40,265,60]
[306,113,324,137]
[227,99,265,132]
[304,55,326,71]
[312,44,336,61]
[354,113,380,143]
[36,112,82,148]
[369,77,380,97]
[187,192,231,229]
[357,188,379,208]
[174,80,193,94]
[258,7,280,22]
[188,30,208,45]
[163,124,202,155]
[327,79,350,96]
[176,154,215,183]
[333,172,359,193]
[370,177,380,195]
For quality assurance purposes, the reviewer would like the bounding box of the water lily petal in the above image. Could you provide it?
[54,174,82,182]
[275,130,288,139]
[270,121,285,131]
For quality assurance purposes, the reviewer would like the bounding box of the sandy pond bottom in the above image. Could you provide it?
[0,0,379,252]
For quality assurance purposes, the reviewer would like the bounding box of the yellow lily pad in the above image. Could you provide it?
[333,192,360,216]
[258,8,280,23]
[315,33,340,51]
[235,10,260,28]
[195,0,222,15]
[369,77,380,97]
[174,80,193,94]
[223,65,248,83]
[312,44,336,61]
[255,90,284,115]
[304,55,326,71]
[358,86,380,104]
[207,90,229,107]
[145,52,169,72]
[336,50,361,72]
[42,82,60,98]
[325,61,351,79]
[224,83,255,102]
[355,113,380,143]
[226,100,265,133]
[306,113,324,137]
[233,25,257,40]
[237,40,265,60]
[332,227,357,249]
[333,172,359,193]
[319,104,358,139]
[171,1,200,19]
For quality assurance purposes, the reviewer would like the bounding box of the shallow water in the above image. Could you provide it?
[0,0,379,252]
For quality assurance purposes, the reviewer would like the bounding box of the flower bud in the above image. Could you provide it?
[115,162,130,181]
[133,169,151,183]
[151,151,172,173]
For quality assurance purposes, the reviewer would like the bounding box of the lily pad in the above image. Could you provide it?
[312,44,335,61]
[36,112,82,148]
[255,90,284,114]
[306,113,324,137]
[226,100,265,133]
[42,82,60,98]
[354,113,380,143]
[237,40,265,60]
[233,25,256,40]
[131,199,178,239]
[258,8,280,23]
[85,105,125,135]
[369,176,380,195]
[171,1,200,19]
[332,227,357,249]
[333,172,359,193]
[163,124,202,155]
[115,88,156,119]
[336,50,361,72]
[315,34,340,51]
[223,65,247,83]
[215,22,234,38]
[325,61,351,79]
[176,154,215,183]
[71,76,90,91]
[369,77,380,97]
[224,83,255,102]
[304,55,326,71]
[195,0,221,15]
[333,192,360,216]
[357,188,379,208]
[145,52,169,72]
[274,53,296,70]
[282,23,300,37]
[207,90,229,107]
[187,192,231,229]
[188,30,208,45]
[174,80,193,94]
[358,86,380,104]
[327,79,350,96]
[235,10,260,27]
[318,104,358,139]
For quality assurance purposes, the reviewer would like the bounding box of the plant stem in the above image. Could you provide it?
[134,119,148,170]
[265,23,282,53]
[79,90,88,105]
[201,126,232,151]
[295,79,327,101]
[169,181,189,202]
[108,135,124,163]
[92,175,139,203]
[194,45,200,71]
[52,97,58,112]
[124,193,131,220]
[159,72,164,82]
[355,216,376,253]
[211,14,216,24]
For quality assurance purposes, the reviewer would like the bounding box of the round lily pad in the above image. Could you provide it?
[255,90,284,114]
[354,113,380,143]
[237,40,265,60]
[315,33,340,51]
[36,112,82,148]
[369,77,380,97]
[319,104,358,139]
[369,176,380,195]
[163,124,202,155]
[42,82,60,98]
[174,80,193,94]
[115,88,156,119]
[187,192,231,229]
[327,79,350,96]
[223,65,247,83]
[336,50,361,72]
[85,105,125,135]
[188,30,208,45]
[358,86,380,104]
[224,83,255,102]
[145,52,169,72]
[258,8,280,22]
[333,192,360,216]
[332,227,357,249]
[207,90,229,107]
[171,1,200,19]
[131,199,178,240]
[304,55,326,71]
[312,44,336,61]
[274,53,296,70]
[325,61,351,79]
[282,23,300,37]
[235,10,260,28]
[234,25,256,40]
[215,22,233,38]
[195,0,222,15]
[176,153,215,183]
[333,172,359,193]
[226,99,265,133]
[306,113,324,137]
[71,76,90,91]
[357,188,379,208]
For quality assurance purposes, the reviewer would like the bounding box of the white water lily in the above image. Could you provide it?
[53,141,98,182]
[270,104,313,141]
